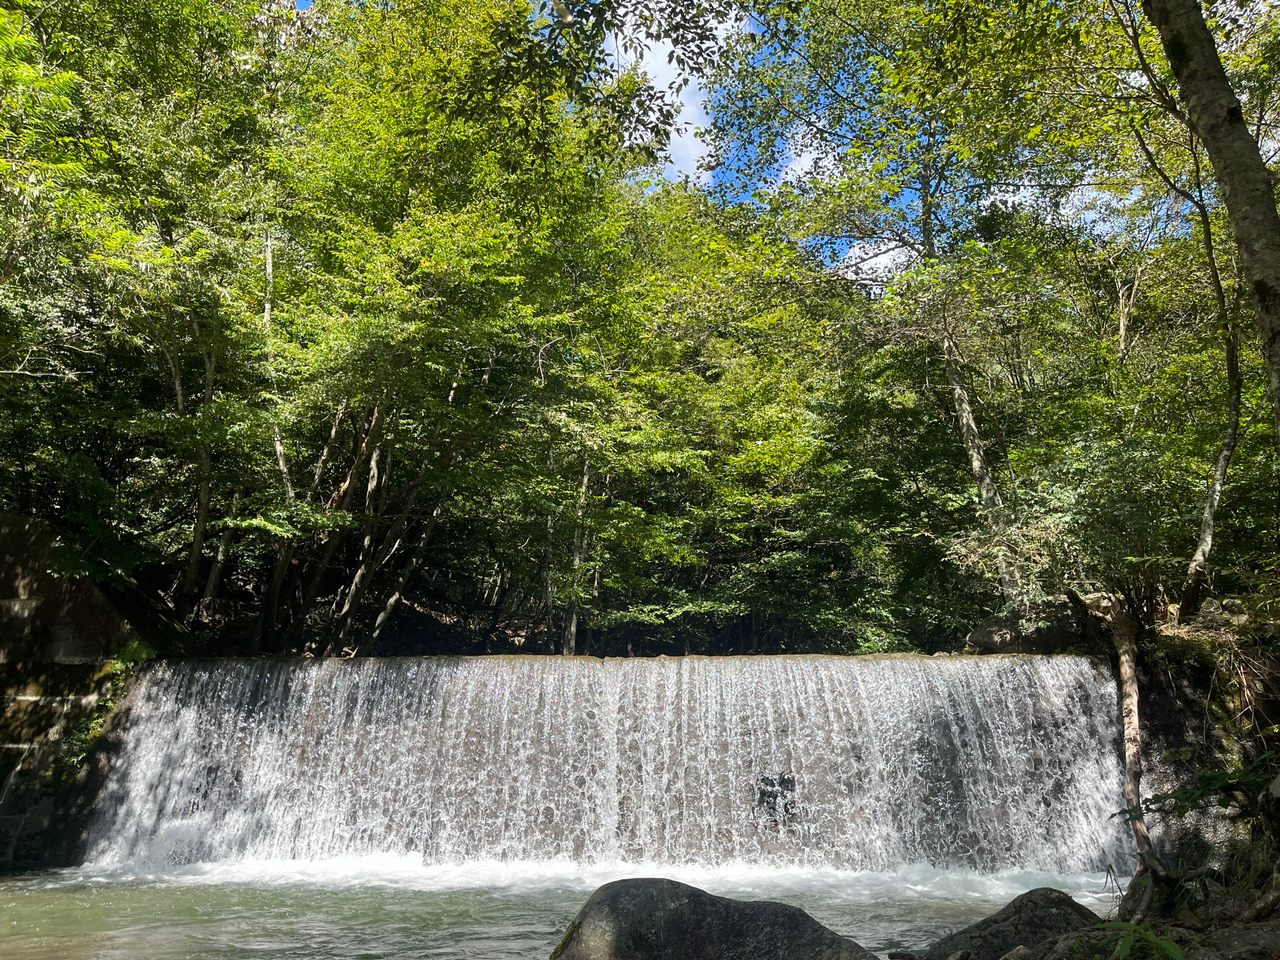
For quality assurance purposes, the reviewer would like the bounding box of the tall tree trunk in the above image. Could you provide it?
[1180,328,1241,619]
[254,545,293,653]
[1143,0,1280,451]
[201,486,242,606]
[178,442,213,618]
[178,322,218,618]
[942,332,1019,599]
[1113,609,1154,861]
[333,446,385,648]
[307,359,477,650]
[562,459,591,657]
[285,402,385,642]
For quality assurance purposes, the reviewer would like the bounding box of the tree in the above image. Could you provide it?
[1139,0,1280,451]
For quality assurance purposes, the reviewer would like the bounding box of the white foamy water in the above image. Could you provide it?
[85,654,1134,875]
[52,855,1123,914]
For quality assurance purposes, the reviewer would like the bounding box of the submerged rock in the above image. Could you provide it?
[921,887,1100,960]
[550,877,875,960]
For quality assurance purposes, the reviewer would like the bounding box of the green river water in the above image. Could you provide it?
[0,861,1121,959]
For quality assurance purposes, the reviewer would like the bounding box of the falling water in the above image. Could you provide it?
[85,655,1132,874]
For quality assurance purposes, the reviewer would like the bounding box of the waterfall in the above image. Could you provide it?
[85,655,1132,873]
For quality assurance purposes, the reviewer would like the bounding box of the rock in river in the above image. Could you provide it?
[550,877,875,960]
[921,887,1101,960]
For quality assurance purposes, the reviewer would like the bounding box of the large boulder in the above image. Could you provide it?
[921,887,1100,960]
[1007,928,1120,960]
[550,877,875,960]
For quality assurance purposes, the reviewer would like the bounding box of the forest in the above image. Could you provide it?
[2,0,1278,660]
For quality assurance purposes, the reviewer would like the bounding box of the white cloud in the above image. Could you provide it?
[779,147,821,186]
[838,241,916,286]
[638,39,713,183]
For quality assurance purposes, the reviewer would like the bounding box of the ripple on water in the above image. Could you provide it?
[0,860,1124,960]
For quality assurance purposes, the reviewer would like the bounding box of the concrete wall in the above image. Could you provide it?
[0,663,122,868]
[0,514,132,871]
[1,515,133,664]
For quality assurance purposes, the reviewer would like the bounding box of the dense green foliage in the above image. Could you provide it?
[1,0,1276,657]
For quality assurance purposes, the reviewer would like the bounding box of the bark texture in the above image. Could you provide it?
[1113,609,1157,866]
[1143,0,1280,448]
[943,333,1019,599]
[562,460,591,657]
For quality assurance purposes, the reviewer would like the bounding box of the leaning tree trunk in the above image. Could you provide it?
[333,446,385,648]
[177,441,213,619]
[283,402,385,646]
[942,332,1020,600]
[356,497,447,656]
[1143,0,1280,452]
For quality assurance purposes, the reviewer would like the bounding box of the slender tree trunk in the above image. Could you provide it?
[251,228,289,650]
[286,402,385,641]
[254,545,293,653]
[485,564,512,637]
[325,402,385,511]
[178,442,213,617]
[1180,331,1242,619]
[562,459,591,657]
[309,362,476,648]
[262,235,289,506]
[1143,0,1280,451]
[1177,148,1245,619]
[358,498,447,655]
[202,486,242,605]
[334,446,385,647]
[942,332,1019,599]
[274,428,294,500]
[179,320,219,616]
[1113,609,1155,861]
[367,442,459,575]
[1127,105,1248,621]
[162,320,201,619]
[309,400,350,499]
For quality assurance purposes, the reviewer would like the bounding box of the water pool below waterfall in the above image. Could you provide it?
[0,860,1123,959]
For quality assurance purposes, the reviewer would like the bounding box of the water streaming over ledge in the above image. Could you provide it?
[85,654,1133,875]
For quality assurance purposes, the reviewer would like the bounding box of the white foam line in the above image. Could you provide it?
[55,856,1122,915]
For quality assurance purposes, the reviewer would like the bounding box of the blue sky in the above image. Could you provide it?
[638,39,715,182]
